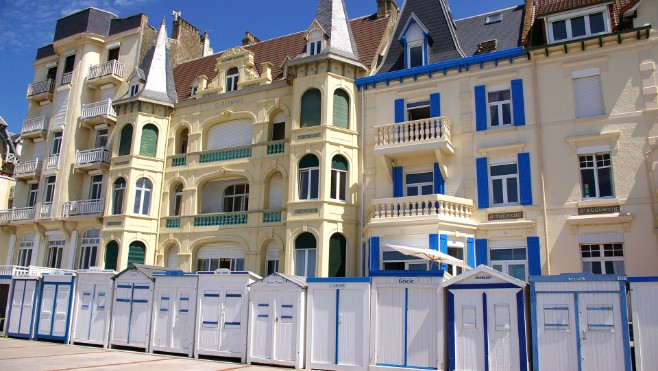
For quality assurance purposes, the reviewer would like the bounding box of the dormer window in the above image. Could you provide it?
[307,29,324,56]
[129,75,140,97]
[400,16,429,69]
[226,67,239,92]
[546,6,609,43]
[190,78,199,98]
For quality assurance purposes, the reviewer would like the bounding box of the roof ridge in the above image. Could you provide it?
[455,5,522,22]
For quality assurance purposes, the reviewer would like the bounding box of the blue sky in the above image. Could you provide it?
[0,0,523,134]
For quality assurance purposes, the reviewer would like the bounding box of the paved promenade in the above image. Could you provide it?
[0,338,286,370]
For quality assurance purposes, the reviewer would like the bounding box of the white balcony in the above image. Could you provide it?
[63,199,104,218]
[14,159,41,180]
[0,207,36,224]
[61,72,73,85]
[41,202,53,218]
[81,99,117,126]
[26,79,54,102]
[21,116,49,139]
[373,117,454,158]
[88,60,124,88]
[74,148,111,172]
[367,194,475,227]
[47,154,60,170]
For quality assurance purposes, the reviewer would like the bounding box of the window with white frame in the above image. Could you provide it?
[129,76,139,97]
[299,154,319,200]
[266,242,280,275]
[406,171,433,196]
[490,159,519,206]
[295,233,316,277]
[226,67,239,92]
[51,131,63,156]
[16,234,35,266]
[27,183,38,207]
[404,22,426,68]
[447,243,465,276]
[44,176,56,204]
[78,229,100,269]
[112,178,126,215]
[490,241,527,281]
[223,183,249,212]
[488,87,512,127]
[95,129,108,148]
[407,100,430,121]
[46,239,65,268]
[581,243,624,274]
[172,183,183,216]
[579,152,613,198]
[573,69,604,118]
[89,174,103,200]
[330,155,348,202]
[197,257,245,272]
[196,245,245,272]
[382,238,429,271]
[307,29,323,56]
[133,177,152,215]
[547,7,609,43]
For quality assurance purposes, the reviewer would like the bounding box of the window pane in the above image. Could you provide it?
[384,262,405,270]
[581,169,596,198]
[421,185,433,195]
[142,191,151,214]
[509,264,526,281]
[492,179,504,204]
[295,250,306,276]
[409,46,423,67]
[552,20,567,40]
[307,249,316,277]
[502,103,512,125]
[338,172,347,201]
[507,177,518,203]
[133,190,142,213]
[490,106,499,126]
[491,164,517,176]
[310,169,319,199]
[299,170,309,199]
[407,187,419,197]
[571,16,586,37]
[408,263,427,271]
[597,167,613,197]
[406,172,433,184]
[491,248,526,261]
[591,261,603,274]
[331,170,337,199]
[589,13,605,34]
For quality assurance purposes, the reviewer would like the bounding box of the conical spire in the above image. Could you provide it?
[138,18,177,106]
[312,0,360,61]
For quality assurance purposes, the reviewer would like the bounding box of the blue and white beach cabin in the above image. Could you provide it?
[530,273,631,371]
[71,268,116,347]
[34,271,76,343]
[443,265,529,371]
[5,274,41,339]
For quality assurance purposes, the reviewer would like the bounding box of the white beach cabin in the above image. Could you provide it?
[151,270,198,356]
[369,270,447,371]
[195,270,260,362]
[306,277,371,371]
[628,276,658,371]
[35,271,76,343]
[443,265,529,371]
[247,273,307,369]
[71,268,116,347]
[529,273,631,371]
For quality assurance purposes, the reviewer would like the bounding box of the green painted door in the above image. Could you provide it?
[104,241,119,270]
[127,242,146,266]
[329,234,346,277]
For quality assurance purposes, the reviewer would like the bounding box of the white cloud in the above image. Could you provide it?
[0,0,153,51]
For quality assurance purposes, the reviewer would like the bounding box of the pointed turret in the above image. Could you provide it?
[311,0,360,61]
[133,19,177,106]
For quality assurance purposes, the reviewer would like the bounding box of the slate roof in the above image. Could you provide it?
[173,13,390,102]
[309,0,361,62]
[136,20,178,105]
[111,264,174,281]
[378,0,465,73]
[455,6,525,56]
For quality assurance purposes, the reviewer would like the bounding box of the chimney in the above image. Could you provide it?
[202,32,213,56]
[377,0,395,17]
[242,31,260,46]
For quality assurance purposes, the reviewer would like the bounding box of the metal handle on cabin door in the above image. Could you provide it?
[581,330,587,340]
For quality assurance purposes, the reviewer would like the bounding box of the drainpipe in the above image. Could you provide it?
[359,86,365,276]
[530,53,552,275]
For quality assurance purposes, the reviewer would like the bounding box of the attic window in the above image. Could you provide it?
[476,40,497,54]
[190,79,199,97]
[307,29,323,56]
[546,6,610,43]
[485,13,503,24]
[226,67,239,92]
[129,76,140,97]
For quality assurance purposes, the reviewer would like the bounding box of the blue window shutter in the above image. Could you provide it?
[433,163,445,194]
[476,239,488,266]
[476,157,489,208]
[475,85,487,131]
[429,234,439,271]
[518,152,533,205]
[527,236,541,276]
[430,93,441,117]
[440,234,448,271]
[511,79,526,126]
[467,238,475,268]
[393,166,404,197]
[370,237,380,273]
[395,99,405,123]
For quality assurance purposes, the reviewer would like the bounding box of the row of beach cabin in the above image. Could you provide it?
[2,264,657,371]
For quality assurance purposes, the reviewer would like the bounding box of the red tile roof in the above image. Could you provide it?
[174,13,391,102]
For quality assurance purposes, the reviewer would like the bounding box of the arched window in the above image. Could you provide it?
[329,233,347,277]
[178,128,189,154]
[226,67,239,92]
[104,241,119,270]
[223,183,249,212]
[134,178,152,215]
[271,112,285,141]
[127,241,146,266]
[331,155,348,201]
[78,229,100,269]
[300,89,321,128]
[139,124,158,157]
[167,245,179,269]
[172,183,183,216]
[333,89,350,129]
[307,29,323,56]
[299,154,319,200]
[112,178,126,215]
[268,172,284,209]
[295,232,316,277]
[118,124,133,156]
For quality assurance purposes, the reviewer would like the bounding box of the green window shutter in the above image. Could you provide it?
[127,242,146,266]
[104,241,119,270]
[295,232,316,249]
[331,155,348,171]
[300,154,319,168]
[300,89,321,128]
[329,234,346,277]
[333,89,349,129]
[118,124,133,156]
[140,124,158,157]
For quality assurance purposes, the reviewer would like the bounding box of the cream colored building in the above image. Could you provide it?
[356,0,657,279]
